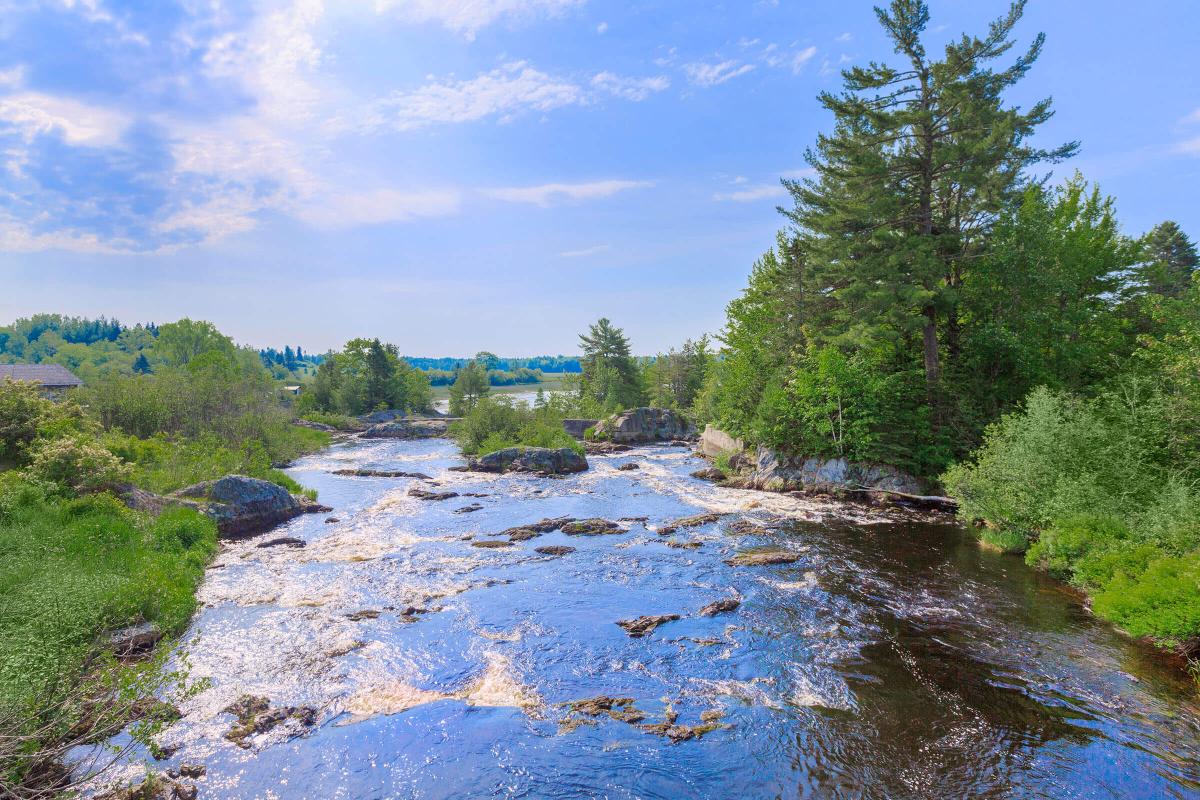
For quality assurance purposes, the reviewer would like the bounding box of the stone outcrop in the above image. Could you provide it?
[741,446,927,495]
[466,447,588,475]
[171,475,328,538]
[697,424,745,458]
[562,418,599,439]
[591,408,696,444]
[361,419,452,439]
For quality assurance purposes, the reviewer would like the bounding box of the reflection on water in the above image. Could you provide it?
[98,438,1200,798]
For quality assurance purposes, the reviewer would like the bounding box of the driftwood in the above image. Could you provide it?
[847,485,958,512]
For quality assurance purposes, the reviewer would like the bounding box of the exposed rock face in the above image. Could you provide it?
[467,447,588,475]
[592,407,696,444]
[697,424,745,458]
[743,447,927,495]
[361,419,451,439]
[562,418,599,439]
[171,476,328,538]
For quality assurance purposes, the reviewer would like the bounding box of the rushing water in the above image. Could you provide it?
[100,437,1200,798]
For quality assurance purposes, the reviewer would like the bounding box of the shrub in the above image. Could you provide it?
[24,435,131,494]
[1091,553,1200,651]
[300,410,359,431]
[451,397,581,456]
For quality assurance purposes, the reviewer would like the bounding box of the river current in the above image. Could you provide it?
[102,437,1200,798]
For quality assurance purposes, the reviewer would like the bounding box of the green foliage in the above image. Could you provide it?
[1091,553,1200,649]
[309,338,432,416]
[106,432,316,495]
[450,397,582,456]
[448,360,490,416]
[25,434,131,494]
[0,476,217,778]
[154,319,235,367]
[647,336,713,411]
[299,410,360,431]
[577,318,643,411]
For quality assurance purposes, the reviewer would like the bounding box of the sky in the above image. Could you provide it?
[0,0,1197,356]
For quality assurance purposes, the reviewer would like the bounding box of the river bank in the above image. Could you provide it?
[81,434,1200,798]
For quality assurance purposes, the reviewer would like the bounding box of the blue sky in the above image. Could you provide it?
[1,0,1197,355]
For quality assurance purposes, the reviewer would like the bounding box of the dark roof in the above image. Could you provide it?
[0,364,84,387]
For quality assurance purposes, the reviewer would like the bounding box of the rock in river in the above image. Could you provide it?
[591,407,696,444]
[535,545,576,556]
[698,598,741,616]
[561,518,624,536]
[169,475,329,538]
[466,447,588,475]
[658,512,728,535]
[616,614,681,637]
[725,548,802,567]
[408,487,459,501]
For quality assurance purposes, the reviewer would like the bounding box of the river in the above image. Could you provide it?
[102,436,1200,798]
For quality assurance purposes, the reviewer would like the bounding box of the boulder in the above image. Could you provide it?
[697,425,745,458]
[745,446,927,495]
[690,467,726,482]
[466,447,588,475]
[256,536,306,549]
[171,476,327,538]
[725,548,802,567]
[535,545,576,556]
[617,462,641,471]
[698,598,740,616]
[360,409,405,424]
[562,418,599,439]
[360,419,450,439]
[561,518,624,536]
[591,407,696,444]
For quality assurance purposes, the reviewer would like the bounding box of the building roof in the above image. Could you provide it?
[0,363,84,387]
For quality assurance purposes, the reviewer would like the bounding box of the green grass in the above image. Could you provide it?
[0,477,218,785]
[299,410,361,430]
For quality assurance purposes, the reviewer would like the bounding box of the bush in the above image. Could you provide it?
[1091,553,1200,651]
[451,397,581,456]
[24,434,131,494]
[300,410,359,431]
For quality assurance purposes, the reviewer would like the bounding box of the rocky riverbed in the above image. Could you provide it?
[84,437,1200,798]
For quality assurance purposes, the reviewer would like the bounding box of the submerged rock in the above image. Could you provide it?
[616,614,681,637]
[535,545,576,556]
[222,695,317,749]
[345,609,381,621]
[725,549,802,567]
[256,536,306,549]
[724,519,768,536]
[592,407,697,444]
[658,512,728,535]
[466,447,588,475]
[332,468,432,479]
[565,696,646,725]
[640,704,728,742]
[453,503,484,514]
[471,539,513,549]
[665,539,702,549]
[96,776,197,800]
[561,518,624,536]
[698,597,741,616]
[408,487,459,501]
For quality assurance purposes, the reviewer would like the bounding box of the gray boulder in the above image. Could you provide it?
[467,447,588,475]
[173,475,328,538]
[746,446,926,495]
[360,409,405,424]
[562,418,599,439]
[361,419,450,439]
[592,408,696,444]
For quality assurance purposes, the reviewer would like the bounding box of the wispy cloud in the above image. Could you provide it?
[484,180,652,206]
[713,183,786,202]
[790,46,818,73]
[559,243,610,257]
[364,62,584,131]
[297,189,462,229]
[1172,137,1200,156]
[683,60,755,88]
[373,0,584,40]
[591,72,669,101]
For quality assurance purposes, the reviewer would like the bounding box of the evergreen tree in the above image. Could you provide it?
[578,318,642,410]
[364,338,394,410]
[1137,221,1198,298]
[131,352,152,374]
[784,0,1076,414]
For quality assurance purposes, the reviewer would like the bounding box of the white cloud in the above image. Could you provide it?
[373,0,583,40]
[0,92,131,147]
[713,183,786,202]
[296,188,462,228]
[1182,108,1200,125]
[791,46,817,73]
[365,62,584,130]
[591,72,669,101]
[559,243,609,257]
[683,60,755,88]
[1173,136,1200,156]
[835,32,852,43]
[596,21,607,33]
[484,179,652,206]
